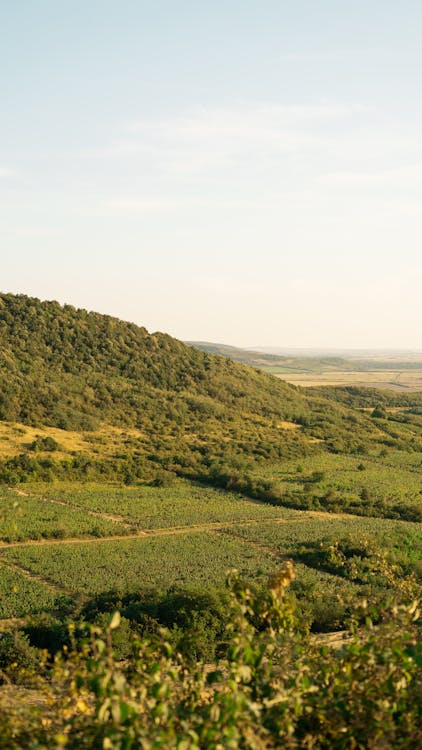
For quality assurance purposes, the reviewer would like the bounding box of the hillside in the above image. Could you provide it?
[0,294,421,746]
[0,292,421,520]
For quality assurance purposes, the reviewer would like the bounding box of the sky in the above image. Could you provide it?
[1,1,421,348]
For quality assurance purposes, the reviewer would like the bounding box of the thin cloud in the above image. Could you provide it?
[0,167,17,178]
[80,102,368,166]
[317,165,422,189]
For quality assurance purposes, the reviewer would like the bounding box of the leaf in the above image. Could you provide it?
[109,611,121,630]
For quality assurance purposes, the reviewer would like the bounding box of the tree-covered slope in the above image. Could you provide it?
[0,293,372,441]
[0,293,420,498]
[0,293,305,430]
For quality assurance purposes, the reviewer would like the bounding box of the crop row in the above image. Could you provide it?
[0,488,128,542]
[0,564,58,618]
[26,480,299,529]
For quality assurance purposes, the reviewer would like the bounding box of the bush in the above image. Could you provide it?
[29,435,60,452]
[0,632,40,684]
[0,565,420,748]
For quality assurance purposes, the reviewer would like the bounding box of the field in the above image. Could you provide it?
[30,481,299,528]
[191,342,422,390]
[274,369,422,391]
[0,487,131,541]
[253,451,422,519]
[0,478,420,630]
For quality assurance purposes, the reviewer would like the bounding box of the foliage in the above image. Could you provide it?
[0,565,420,749]
[29,435,60,452]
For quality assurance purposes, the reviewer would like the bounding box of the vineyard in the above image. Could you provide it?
[30,480,298,528]
[0,480,420,631]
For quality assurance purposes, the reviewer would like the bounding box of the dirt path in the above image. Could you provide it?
[0,557,68,596]
[8,487,135,529]
[0,517,303,551]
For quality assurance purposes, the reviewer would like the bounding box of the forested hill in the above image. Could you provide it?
[0,292,306,430]
[0,292,417,490]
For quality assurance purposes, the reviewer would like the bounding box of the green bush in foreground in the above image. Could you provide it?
[0,563,421,749]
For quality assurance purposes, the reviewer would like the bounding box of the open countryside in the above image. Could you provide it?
[0,294,420,747]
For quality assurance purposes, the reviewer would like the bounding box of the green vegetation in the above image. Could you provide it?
[0,566,420,749]
[31,480,298,528]
[0,565,58,618]
[0,482,419,634]
[2,532,276,596]
[0,293,420,744]
[0,487,130,542]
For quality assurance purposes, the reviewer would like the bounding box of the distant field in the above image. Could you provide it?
[190,341,422,391]
[273,369,422,391]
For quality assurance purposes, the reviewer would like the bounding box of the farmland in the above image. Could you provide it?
[30,481,299,528]
[0,487,131,542]
[0,479,420,632]
[275,368,422,391]
[191,341,422,390]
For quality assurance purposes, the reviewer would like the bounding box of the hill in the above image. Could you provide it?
[0,292,421,520]
[186,339,355,371]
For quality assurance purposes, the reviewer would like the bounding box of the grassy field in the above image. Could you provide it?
[0,421,145,462]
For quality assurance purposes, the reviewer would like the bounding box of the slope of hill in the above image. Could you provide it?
[0,294,420,746]
[0,293,421,520]
[0,293,378,443]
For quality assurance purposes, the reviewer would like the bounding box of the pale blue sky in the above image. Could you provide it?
[1,1,421,347]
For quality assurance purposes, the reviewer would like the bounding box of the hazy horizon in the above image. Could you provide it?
[2,2,421,348]
[187,340,422,355]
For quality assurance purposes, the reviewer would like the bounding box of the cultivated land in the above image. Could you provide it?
[275,368,422,391]
[189,341,422,390]
[0,479,420,630]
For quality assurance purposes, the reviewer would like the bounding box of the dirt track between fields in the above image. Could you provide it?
[1,485,376,553]
[0,516,308,550]
[8,487,135,529]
